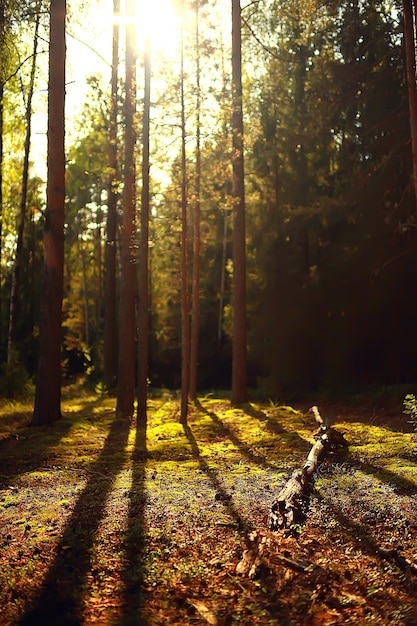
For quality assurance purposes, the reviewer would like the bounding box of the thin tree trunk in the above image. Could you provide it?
[117,0,137,417]
[96,203,102,343]
[190,0,201,401]
[104,0,119,391]
[218,39,229,348]
[116,0,137,419]
[403,0,417,204]
[29,208,35,334]
[33,0,66,425]
[231,0,247,405]
[7,7,40,369]
[137,35,151,426]
[180,12,190,424]
[218,204,228,345]
[78,235,90,347]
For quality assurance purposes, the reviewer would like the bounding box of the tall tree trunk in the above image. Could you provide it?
[137,35,151,426]
[217,38,230,349]
[32,0,66,425]
[403,0,417,204]
[7,6,40,369]
[180,12,190,424]
[0,3,4,362]
[231,0,247,405]
[189,0,201,401]
[104,0,119,391]
[116,0,137,418]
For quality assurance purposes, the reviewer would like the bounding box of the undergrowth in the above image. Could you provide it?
[404,394,417,432]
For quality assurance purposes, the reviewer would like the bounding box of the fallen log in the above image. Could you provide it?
[236,407,348,579]
[236,408,417,582]
[268,406,348,531]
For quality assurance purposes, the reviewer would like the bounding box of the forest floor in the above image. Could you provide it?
[1,385,417,625]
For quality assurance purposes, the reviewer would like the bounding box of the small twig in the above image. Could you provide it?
[270,552,314,573]
[310,405,324,427]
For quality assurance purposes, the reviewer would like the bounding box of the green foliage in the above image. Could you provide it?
[244,0,414,395]
[0,362,34,399]
[63,78,112,377]
[404,394,417,432]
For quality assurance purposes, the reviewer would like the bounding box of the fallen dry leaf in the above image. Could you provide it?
[190,599,218,625]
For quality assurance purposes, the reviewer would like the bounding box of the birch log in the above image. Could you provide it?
[268,406,348,531]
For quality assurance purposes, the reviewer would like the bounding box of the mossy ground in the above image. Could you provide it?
[0,386,417,625]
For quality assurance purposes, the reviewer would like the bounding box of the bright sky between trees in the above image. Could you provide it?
[32,0,182,177]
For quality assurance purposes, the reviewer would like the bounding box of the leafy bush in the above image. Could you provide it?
[0,363,35,399]
[403,394,417,431]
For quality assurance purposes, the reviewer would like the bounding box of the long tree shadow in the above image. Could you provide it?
[118,420,147,626]
[182,423,251,541]
[352,458,417,495]
[0,417,73,489]
[243,402,286,435]
[318,494,417,586]
[194,400,308,470]
[19,415,131,626]
[0,398,114,489]
[299,400,414,433]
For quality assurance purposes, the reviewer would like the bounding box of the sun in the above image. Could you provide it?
[133,0,181,58]
[64,0,182,142]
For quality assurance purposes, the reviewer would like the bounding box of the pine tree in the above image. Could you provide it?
[33,0,66,425]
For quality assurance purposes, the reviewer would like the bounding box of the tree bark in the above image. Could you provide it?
[33,0,66,425]
[116,0,137,419]
[231,0,247,405]
[0,3,4,362]
[137,35,151,426]
[104,0,119,391]
[180,11,190,424]
[218,199,228,346]
[403,0,417,204]
[78,235,90,347]
[189,0,201,401]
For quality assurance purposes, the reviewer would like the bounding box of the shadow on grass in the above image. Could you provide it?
[243,402,286,435]
[321,496,417,591]
[353,458,417,495]
[118,420,147,626]
[182,423,251,541]
[19,416,131,626]
[0,397,113,489]
[195,400,308,470]
[0,419,73,489]
[302,398,414,433]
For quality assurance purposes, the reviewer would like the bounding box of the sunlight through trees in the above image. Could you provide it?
[0,0,416,404]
